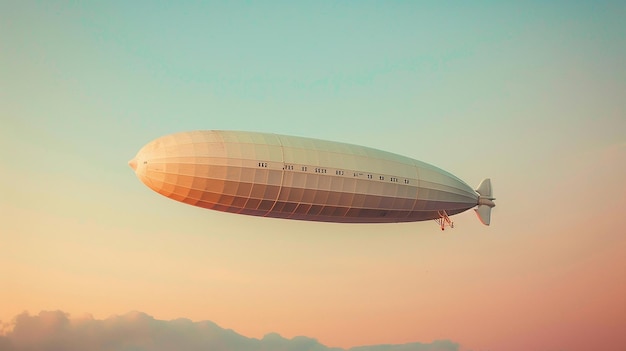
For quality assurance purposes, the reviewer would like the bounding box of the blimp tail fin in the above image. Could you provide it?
[475,205,492,225]
[474,178,495,226]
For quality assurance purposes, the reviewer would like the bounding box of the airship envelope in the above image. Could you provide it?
[129,130,495,229]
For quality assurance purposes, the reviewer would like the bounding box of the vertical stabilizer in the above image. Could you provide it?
[474,178,495,226]
[476,178,493,198]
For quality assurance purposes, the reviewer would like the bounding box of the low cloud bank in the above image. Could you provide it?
[0,311,458,351]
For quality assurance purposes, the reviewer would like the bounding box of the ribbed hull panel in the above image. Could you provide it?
[132,131,478,223]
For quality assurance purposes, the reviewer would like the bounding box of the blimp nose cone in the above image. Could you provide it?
[128,158,137,171]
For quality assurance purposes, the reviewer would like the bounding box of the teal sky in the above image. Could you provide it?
[2,2,625,351]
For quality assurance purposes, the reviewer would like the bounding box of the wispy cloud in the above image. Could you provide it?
[0,311,458,351]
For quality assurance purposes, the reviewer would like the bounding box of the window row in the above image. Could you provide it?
[257,162,411,184]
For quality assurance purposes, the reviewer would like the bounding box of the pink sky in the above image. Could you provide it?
[3,142,625,350]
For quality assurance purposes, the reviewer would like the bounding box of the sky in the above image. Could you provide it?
[1,1,625,350]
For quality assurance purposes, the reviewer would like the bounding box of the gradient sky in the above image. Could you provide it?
[2,1,625,351]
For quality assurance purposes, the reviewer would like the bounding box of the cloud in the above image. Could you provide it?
[0,311,458,351]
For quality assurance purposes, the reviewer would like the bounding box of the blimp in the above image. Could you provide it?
[128,130,495,230]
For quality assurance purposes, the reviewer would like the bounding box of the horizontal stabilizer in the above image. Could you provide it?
[474,178,495,226]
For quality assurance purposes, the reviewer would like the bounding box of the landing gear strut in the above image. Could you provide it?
[435,210,454,231]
